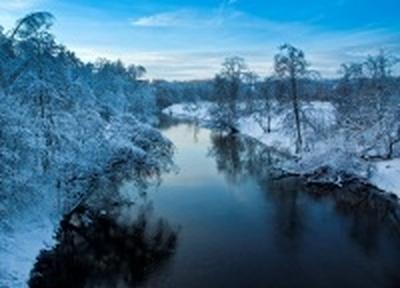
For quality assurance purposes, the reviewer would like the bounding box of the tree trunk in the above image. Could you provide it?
[267,114,271,133]
[387,134,400,160]
[291,75,302,153]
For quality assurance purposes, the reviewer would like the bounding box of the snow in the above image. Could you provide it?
[0,187,59,288]
[239,114,292,153]
[371,159,400,197]
[1,12,399,287]
[0,21,174,287]
[163,102,400,198]
[165,102,295,152]
[0,219,55,288]
[163,102,213,122]
[164,101,337,154]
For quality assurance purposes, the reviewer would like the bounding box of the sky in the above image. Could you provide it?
[0,0,399,80]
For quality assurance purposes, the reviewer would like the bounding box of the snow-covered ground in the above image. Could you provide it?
[0,192,59,288]
[163,102,400,198]
[0,220,55,288]
[163,102,213,123]
[164,101,336,154]
[371,159,400,197]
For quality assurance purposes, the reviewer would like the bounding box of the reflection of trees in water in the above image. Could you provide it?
[208,133,245,184]
[308,182,400,254]
[29,135,178,288]
[263,177,306,251]
[184,122,201,143]
[28,203,178,288]
[209,133,306,248]
[158,115,185,130]
[159,117,201,144]
[208,132,286,184]
[208,132,400,254]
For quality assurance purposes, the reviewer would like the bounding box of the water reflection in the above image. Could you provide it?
[208,134,245,184]
[204,128,400,287]
[30,122,400,288]
[209,134,308,250]
[308,182,400,256]
[210,131,400,246]
[208,133,288,184]
[28,203,177,288]
[28,132,178,288]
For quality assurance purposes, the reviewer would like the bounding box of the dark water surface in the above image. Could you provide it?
[138,122,400,288]
[29,122,400,288]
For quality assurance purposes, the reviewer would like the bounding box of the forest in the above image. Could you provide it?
[1,10,400,288]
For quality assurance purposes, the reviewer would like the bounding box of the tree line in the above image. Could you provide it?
[208,45,400,157]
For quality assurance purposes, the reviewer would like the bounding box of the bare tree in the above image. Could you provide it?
[364,50,399,120]
[337,50,400,159]
[253,76,278,134]
[210,56,248,133]
[274,44,310,153]
[242,71,259,115]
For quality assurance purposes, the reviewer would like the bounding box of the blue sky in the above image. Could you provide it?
[1,0,399,80]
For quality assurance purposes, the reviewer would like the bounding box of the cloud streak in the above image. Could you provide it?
[131,10,199,28]
[71,23,400,81]
[2,0,398,80]
[130,10,243,29]
[0,0,42,11]
[131,0,242,28]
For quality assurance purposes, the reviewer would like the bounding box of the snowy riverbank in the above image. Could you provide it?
[0,190,58,288]
[163,102,400,199]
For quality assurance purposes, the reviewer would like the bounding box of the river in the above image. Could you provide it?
[29,121,400,288]
[137,122,400,288]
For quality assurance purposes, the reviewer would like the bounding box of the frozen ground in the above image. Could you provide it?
[164,101,336,154]
[371,159,400,197]
[164,102,400,198]
[0,221,55,287]
[0,193,58,288]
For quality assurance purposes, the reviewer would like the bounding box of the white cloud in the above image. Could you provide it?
[0,0,41,11]
[131,10,196,27]
[6,0,393,81]
[129,7,314,48]
[71,24,400,81]
[131,5,243,28]
[70,45,275,81]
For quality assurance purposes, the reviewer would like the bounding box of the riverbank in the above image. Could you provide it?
[163,102,400,200]
[0,125,174,288]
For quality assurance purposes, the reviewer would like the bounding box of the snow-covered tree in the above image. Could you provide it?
[274,44,310,153]
[0,12,174,221]
[253,76,279,134]
[210,56,248,133]
[336,50,400,159]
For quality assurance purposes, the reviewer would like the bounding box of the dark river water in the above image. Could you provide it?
[29,121,400,288]
[138,122,400,288]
